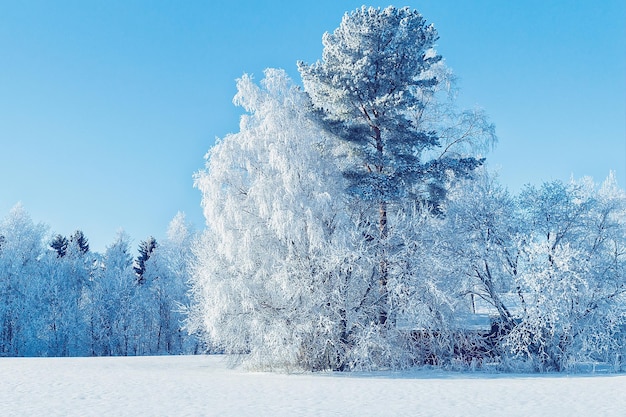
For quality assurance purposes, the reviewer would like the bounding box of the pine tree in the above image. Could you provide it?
[69,230,89,254]
[51,234,69,257]
[298,6,495,325]
[134,237,157,285]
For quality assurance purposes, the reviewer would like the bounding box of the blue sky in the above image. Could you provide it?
[1,1,624,252]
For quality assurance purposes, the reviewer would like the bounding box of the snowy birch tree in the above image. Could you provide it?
[32,242,91,357]
[89,232,139,356]
[189,69,383,370]
[141,213,197,354]
[0,204,47,356]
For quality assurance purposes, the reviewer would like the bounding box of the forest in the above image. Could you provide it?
[2,6,624,373]
[0,208,199,357]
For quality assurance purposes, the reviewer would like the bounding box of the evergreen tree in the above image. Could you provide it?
[298,6,495,325]
[69,230,89,254]
[51,234,69,257]
[134,237,157,285]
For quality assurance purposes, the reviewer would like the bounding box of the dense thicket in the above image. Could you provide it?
[189,6,626,372]
[0,206,198,357]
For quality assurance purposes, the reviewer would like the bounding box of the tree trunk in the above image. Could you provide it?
[378,200,389,326]
[373,124,390,326]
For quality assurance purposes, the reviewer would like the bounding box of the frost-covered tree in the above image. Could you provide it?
[34,241,93,357]
[134,236,157,285]
[150,215,192,353]
[443,171,521,329]
[190,69,375,370]
[137,214,197,354]
[51,234,69,257]
[0,204,48,356]
[70,230,90,254]
[50,231,89,258]
[299,6,495,325]
[505,174,626,371]
[89,232,139,356]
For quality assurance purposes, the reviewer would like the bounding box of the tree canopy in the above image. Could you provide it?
[188,6,625,372]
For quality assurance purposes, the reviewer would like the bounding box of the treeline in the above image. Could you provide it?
[0,206,199,357]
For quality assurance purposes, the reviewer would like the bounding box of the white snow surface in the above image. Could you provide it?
[1,355,624,417]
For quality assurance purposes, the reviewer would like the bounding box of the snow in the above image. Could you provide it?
[1,355,624,416]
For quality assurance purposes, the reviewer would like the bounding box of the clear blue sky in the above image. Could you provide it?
[1,1,624,252]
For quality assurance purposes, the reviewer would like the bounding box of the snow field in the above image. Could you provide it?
[1,355,624,417]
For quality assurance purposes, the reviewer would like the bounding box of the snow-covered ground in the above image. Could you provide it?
[1,355,624,417]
